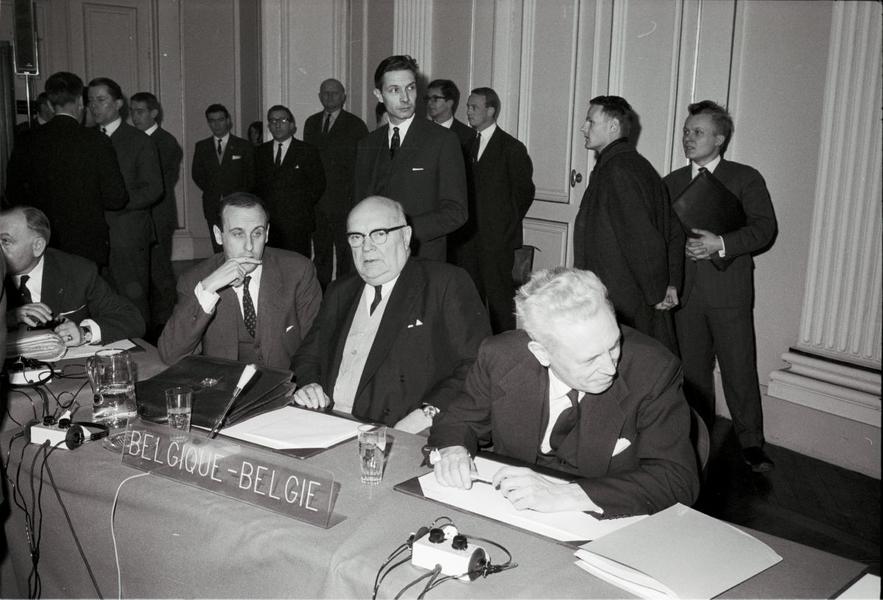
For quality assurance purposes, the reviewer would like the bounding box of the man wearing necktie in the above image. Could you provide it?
[353,56,467,262]
[191,103,255,253]
[429,268,699,517]
[304,79,369,290]
[158,193,321,370]
[664,101,777,473]
[292,196,490,433]
[254,105,326,257]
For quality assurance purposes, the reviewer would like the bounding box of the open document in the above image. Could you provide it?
[62,338,137,360]
[220,406,361,450]
[574,503,782,599]
[416,456,646,542]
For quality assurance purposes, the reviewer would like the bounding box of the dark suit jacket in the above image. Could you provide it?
[5,115,128,265]
[158,247,322,369]
[353,118,468,260]
[303,110,369,220]
[573,139,683,343]
[106,122,163,248]
[449,118,474,148]
[191,134,255,224]
[664,160,777,308]
[471,126,535,250]
[5,248,145,343]
[293,258,490,426]
[253,138,326,243]
[429,327,699,518]
[149,127,183,234]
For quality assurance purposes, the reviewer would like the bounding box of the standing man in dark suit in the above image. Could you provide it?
[191,104,255,253]
[254,105,326,257]
[429,267,699,517]
[2,206,144,347]
[664,101,777,472]
[159,193,321,370]
[5,72,128,267]
[292,196,490,433]
[573,95,682,353]
[303,79,369,289]
[460,87,535,333]
[130,92,183,333]
[88,77,163,326]
[353,56,467,261]
[425,79,473,148]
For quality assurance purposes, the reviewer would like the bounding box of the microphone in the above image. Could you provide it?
[208,363,257,439]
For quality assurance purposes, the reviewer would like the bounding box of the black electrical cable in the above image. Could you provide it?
[393,565,440,600]
[372,555,411,600]
[372,543,408,599]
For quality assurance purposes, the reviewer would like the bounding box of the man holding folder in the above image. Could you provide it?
[664,101,777,472]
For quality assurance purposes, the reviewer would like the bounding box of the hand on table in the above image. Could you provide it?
[54,320,85,347]
[292,383,331,410]
[492,466,595,513]
[432,446,476,489]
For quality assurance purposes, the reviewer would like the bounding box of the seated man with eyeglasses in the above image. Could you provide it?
[292,196,490,433]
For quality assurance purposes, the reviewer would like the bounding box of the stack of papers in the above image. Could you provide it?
[220,406,361,450]
[574,503,782,599]
[63,338,136,360]
[418,456,646,542]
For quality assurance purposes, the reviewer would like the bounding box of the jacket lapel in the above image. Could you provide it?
[255,253,281,348]
[500,356,550,463]
[564,377,629,477]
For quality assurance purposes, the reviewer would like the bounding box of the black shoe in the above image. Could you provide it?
[742,446,774,473]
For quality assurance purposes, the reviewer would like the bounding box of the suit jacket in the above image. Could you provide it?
[303,110,369,220]
[158,247,322,369]
[353,118,468,260]
[449,118,474,149]
[106,122,163,248]
[191,134,255,224]
[5,115,128,265]
[471,126,535,250]
[664,159,777,307]
[573,139,683,343]
[293,258,491,426]
[5,249,145,343]
[149,127,183,233]
[253,138,326,241]
[429,327,700,518]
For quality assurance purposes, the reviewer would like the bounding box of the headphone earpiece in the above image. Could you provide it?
[64,422,109,449]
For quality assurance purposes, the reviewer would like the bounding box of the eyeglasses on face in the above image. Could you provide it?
[268,118,291,125]
[424,95,446,102]
[346,225,407,247]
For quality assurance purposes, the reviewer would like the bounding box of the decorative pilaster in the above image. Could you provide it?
[768,2,881,426]
[393,0,433,72]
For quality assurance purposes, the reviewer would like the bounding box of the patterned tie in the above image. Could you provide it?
[275,143,283,167]
[18,275,32,305]
[389,127,400,158]
[470,131,481,163]
[241,276,257,337]
[369,285,382,315]
[549,389,580,450]
[322,113,331,135]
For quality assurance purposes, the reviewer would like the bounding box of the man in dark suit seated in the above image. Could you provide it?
[664,100,778,472]
[353,56,467,261]
[254,105,326,257]
[158,193,321,370]
[429,268,699,517]
[191,104,255,253]
[292,196,490,433]
[1,207,144,347]
[303,79,369,289]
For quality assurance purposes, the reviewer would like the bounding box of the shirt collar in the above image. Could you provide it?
[15,255,46,290]
[362,274,401,311]
[436,116,454,129]
[216,133,230,145]
[102,117,122,137]
[145,123,159,136]
[691,154,722,178]
[388,113,416,145]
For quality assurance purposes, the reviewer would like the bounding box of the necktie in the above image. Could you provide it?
[549,389,580,450]
[101,127,108,136]
[242,276,257,337]
[217,138,223,157]
[275,143,283,167]
[369,285,382,315]
[470,131,481,163]
[390,127,400,158]
[18,275,32,305]
[322,113,331,134]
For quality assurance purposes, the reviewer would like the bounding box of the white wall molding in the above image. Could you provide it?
[393,0,432,69]
[260,0,283,110]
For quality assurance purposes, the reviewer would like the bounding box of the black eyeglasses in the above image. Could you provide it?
[346,225,407,247]
[424,95,446,102]
[268,118,291,125]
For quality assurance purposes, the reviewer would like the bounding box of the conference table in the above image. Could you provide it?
[1,345,869,598]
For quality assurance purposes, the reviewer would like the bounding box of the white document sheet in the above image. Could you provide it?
[418,456,646,542]
[220,406,361,449]
[62,338,136,360]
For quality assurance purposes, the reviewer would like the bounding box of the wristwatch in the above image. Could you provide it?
[79,326,92,344]
[421,404,440,419]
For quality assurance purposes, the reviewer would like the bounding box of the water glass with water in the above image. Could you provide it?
[358,424,387,485]
[92,349,136,452]
[165,386,192,443]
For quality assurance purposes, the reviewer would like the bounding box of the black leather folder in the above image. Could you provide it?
[671,169,745,271]
[135,355,293,428]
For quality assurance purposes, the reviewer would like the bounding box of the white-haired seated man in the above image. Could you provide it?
[428,267,699,517]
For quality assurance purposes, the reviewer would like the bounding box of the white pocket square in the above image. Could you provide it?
[411,167,424,172]
[285,325,295,333]
[407,319,424,329]
[232,155,242,160]
[612,438,631,456]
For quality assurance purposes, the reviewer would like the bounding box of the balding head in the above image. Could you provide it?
[346,196,411,286]
[319,78,346,113]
